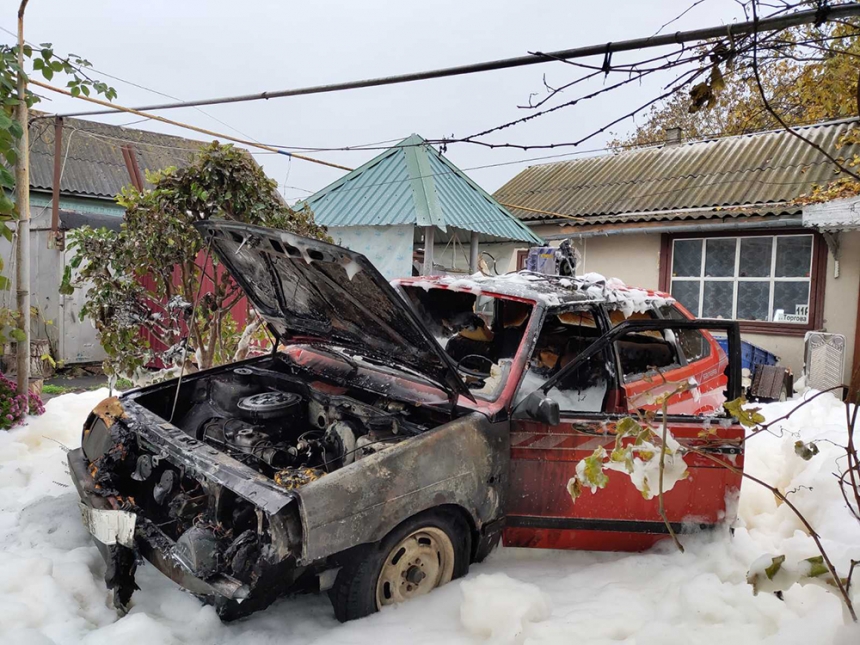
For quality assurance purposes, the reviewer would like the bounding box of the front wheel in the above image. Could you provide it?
[329,510,471,622]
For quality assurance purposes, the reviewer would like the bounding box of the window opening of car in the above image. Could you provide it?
[514,308,609,413]
[400,286,533,400]
[615,319,729,416]
[609,307,683,382]
[658,305,712,363]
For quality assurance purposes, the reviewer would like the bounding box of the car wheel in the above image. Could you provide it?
[329,509,471,622]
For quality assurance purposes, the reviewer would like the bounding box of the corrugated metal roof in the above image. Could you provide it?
[493,119,860,225]
[28,115,204,199]
[301,135,542,244]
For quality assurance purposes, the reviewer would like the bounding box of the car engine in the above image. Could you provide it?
[152,364,431,484]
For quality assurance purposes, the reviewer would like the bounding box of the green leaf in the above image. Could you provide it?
[724,396,766,428]
[8,119,22,139]
[59,265,74,295]
[802,556,829,578]
[0,113,12,129]
[0,195,14,218]
[581,447,610,490]
[0,221,13,242]
[42,67,53,82]
[0,166,13,189]
[765,555,786,580]
[0,275,10,291]
[9,328,26,342]
[794,440,820,461]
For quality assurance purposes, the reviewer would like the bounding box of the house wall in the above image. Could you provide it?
[744,230,860,382]
[0,193,118,366]
[329,225,414,280]
[525,224,860,384]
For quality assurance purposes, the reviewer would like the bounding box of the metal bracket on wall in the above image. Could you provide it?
[821,230,840,279]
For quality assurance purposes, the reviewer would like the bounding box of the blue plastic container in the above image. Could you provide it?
[714,337,779,373]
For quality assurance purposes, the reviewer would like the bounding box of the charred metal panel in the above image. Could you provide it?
[295,413,508,564]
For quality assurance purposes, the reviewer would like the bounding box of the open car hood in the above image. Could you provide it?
[195,221,473,402]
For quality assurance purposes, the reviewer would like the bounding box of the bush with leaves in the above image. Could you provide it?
[63,142,329,376]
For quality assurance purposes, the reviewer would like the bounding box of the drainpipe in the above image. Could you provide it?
[50,116,63,245]
[469,231,479,274]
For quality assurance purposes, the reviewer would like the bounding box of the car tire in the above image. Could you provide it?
[329,509,471,622]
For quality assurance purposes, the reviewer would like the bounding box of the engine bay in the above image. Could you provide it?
[131,354,446,484]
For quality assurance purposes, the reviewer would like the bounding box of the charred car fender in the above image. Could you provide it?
[293,412,509,564]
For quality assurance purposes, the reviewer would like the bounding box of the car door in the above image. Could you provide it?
[504,319,744,552]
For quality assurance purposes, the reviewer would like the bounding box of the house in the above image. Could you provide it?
[493,119,860,383]
[3,115,204,365]
[298,134,542,279]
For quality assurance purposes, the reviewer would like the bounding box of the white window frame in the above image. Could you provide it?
[670,234,814,323]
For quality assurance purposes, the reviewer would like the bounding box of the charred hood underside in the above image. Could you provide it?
[194,220,473,402]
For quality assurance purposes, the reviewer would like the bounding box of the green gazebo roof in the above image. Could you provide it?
[299,134,542,244]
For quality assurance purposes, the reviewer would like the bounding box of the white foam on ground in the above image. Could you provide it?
[0,389,858,644]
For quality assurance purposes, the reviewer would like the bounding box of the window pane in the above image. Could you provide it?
[739,237,772,277]
[672,239,702,277]
[736,281,770,321]
[675,327,711,363]
[671,281,700,316]
[705,239,736,277]
[702,281,733,319]
[773,282,810,323]
[775,236,812,277]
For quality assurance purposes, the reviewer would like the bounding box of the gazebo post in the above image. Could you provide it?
[422,226,435,275]
[469,231,479,274]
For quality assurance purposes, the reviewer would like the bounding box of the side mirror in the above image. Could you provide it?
[524,391,560,426]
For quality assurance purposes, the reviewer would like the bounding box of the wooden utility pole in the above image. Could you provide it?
[14,0,30,394]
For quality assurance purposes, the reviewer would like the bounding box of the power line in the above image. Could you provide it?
[54,4,860,118]
[28,78,353,172]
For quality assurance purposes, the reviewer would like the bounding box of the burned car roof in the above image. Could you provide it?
[397,272,674,316]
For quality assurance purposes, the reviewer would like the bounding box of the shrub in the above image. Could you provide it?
[0,372,45,430]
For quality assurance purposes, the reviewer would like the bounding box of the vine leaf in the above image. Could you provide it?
[724,396,765,428]
[794,440,820,461]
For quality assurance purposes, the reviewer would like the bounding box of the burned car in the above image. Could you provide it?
[69,221,745,622]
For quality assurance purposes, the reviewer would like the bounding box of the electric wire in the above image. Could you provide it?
[49,4,860,117]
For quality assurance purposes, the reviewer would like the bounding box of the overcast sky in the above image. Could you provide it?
[10,0,748,203]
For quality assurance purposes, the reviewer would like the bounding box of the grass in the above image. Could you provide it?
[41,384,70,395]
[42,377,132,396]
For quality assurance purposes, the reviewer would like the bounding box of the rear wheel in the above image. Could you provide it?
[329,510,470,622]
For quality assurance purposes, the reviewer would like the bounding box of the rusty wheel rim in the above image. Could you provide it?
[375,526,455,608]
